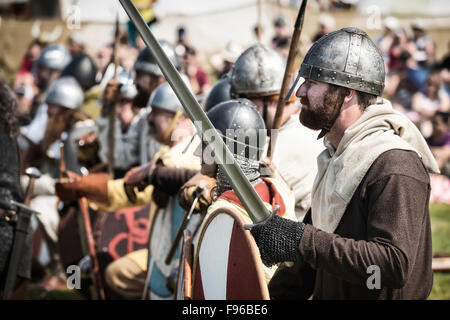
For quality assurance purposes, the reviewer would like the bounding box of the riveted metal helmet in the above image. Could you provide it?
[204,75,231,112]
[290,27,385,97]
[60,53,98,91]
[207,98,266,161]
[134,40,181,77]
[230,44,286,98]
[45,76,84,110]
[147,74,192,113]
[36,44,71,71]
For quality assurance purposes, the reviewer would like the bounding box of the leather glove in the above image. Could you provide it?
[55,171,109,204]
[249,213,305,267]
[178,172,216,212]
[123,162,154,203]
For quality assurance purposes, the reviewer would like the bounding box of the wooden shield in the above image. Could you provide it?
[192,207,269,300]
[95,204,151,269]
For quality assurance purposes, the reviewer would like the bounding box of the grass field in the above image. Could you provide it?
[428,203,450,300]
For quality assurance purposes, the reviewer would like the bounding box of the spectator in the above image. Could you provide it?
[411,19,434,66]
[439,40,450,95]
[426,111,450,175]
[386,27,409,71]
[14,39,43,93]
[376,16,400,65]
[385,51,419,119]
[67,32,85,58]
[312,13,336,42]
[209,41,243,79]
[412,72,450,136]
[271,16,291,57]
[175,25,189,57]
[182,46,211,96]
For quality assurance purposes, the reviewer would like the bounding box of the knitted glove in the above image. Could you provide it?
[250,214,305,267]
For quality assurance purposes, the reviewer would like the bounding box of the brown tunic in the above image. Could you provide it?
[269,149,433,300]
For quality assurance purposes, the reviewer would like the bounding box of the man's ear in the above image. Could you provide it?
[344,89,356,104]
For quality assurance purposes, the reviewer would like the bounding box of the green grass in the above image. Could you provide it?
[428,203,450,300]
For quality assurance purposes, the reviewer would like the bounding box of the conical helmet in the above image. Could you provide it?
[230,44,286,98]
[290,27,385,97]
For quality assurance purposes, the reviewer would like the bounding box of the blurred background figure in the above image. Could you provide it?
[13,39,43,99]
[209,41,243,80]
[175,25,189,57]
[182,46,211,97]
[412,72,450,137]
[441,40,450,95]
[411,19,434,66]
[127,0,158,48]
[426,111,450,176]
[376,16,401,64]
[253,24,265,44]
[67,32,86,59]
[312,13,336,42]
[271,16,291,57]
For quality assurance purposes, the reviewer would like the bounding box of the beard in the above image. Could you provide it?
[41,109,88,154]
[133,89,151,109]
[299,87,347,131]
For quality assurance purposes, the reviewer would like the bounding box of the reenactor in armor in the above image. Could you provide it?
[180,44,323,221]
[24,76,95,290]
[191,99,298,284]
[55,81,201,299]
[20,44,72,153]
[249,27,439,300]
[229,44,324,221]
[59,53,100,119]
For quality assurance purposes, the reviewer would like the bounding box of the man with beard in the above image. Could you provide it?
[247,27,440,300]
[20,44,71,139]
[180,44,323,222]
[26,76,94,291]
[19,45,72,171]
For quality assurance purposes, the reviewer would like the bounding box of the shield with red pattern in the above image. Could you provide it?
[95,204,151,268]
[192,207,269,300]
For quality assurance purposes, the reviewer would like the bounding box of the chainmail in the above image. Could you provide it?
[250,215,305,267]
[214,154,262,198]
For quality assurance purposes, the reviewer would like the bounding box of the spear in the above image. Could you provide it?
[106,13,121,178]
[267,0,308,160]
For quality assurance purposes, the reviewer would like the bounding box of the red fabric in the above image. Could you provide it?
[218,178,286,216]
[192,261,205,300]
[195,68,209,88]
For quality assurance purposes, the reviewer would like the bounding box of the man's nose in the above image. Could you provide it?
[296,82,306,98]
